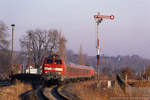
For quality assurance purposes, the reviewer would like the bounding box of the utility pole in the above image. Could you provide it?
[11,24,15,75]
[28,33,31,74]
[94,12,114,88]
[43,44,45,60]
[43,41,46,61]
[43,34,46,61]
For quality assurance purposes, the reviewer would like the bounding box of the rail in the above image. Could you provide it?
[43,85,70,100]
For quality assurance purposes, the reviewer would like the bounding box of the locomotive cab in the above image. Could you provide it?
[42,54,65,85]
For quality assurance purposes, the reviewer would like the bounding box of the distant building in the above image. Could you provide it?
[25,65,42,74]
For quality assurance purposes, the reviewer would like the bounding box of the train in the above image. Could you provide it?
[41,54,95,85]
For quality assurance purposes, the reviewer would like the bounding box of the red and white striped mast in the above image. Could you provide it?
[94,12,114,88]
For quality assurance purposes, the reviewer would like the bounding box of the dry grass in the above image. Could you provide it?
[72,80,112,100]
[126,81,150,98]
[134,82,150,87]
[71,75,122,100]
[72,80,150,100]
[0,80,32,100]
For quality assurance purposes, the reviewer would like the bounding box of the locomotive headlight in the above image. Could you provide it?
[58,72,61,74]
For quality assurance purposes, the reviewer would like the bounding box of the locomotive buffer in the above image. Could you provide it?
[94,12,114,88]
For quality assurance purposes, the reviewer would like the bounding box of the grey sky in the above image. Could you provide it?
[0,0,150,58]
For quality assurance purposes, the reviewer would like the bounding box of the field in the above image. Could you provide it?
[72,79,150,100]
[72,80,115,100]
[0,80,32,100]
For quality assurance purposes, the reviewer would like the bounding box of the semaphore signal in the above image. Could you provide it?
[94,15,114,20]
[94,12,114,88]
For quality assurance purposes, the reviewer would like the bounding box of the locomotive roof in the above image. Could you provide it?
[46,54,63,59]
[66,62,94,69]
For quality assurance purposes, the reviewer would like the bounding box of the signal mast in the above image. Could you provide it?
[94,12,114,87]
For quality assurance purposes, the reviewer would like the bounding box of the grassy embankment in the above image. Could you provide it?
[72,78,150,100]
[0,80,32,100]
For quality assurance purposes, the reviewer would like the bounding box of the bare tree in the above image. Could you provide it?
[59,30,67,61]
[0,21,9,49]
[0,21,10,75]
[20,29,59,68]
[78,44,84,65]
[0,50,11,75]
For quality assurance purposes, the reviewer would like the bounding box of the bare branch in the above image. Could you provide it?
[20,29,59,68]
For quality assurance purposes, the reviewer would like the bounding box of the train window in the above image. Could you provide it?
[46,59,53,64]
[54,60,62,64]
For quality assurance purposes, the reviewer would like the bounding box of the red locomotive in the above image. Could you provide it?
[42,54,95,85]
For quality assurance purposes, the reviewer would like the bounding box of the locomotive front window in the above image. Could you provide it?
[46,59,53,64]
[54,60,62,64]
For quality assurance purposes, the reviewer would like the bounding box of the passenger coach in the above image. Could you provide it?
[42,54,95,85]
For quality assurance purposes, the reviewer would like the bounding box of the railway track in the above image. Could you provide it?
[24,84,71,100]
[21,86,45,100]
[43,85,70,100]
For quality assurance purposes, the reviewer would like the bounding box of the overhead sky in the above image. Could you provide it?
[0,0,150,58]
